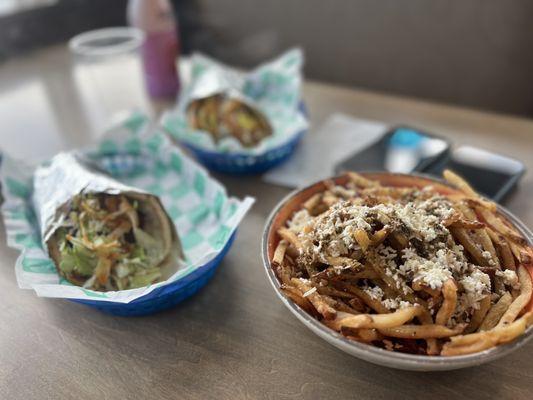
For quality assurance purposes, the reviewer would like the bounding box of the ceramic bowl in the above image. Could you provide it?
[261,172,533,371]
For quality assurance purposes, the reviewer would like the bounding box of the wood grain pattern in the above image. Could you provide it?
[0,46,532,400]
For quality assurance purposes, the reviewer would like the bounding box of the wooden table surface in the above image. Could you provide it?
[1,45,532,400]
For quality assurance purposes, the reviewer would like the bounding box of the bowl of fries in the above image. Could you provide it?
[262,171,533,370]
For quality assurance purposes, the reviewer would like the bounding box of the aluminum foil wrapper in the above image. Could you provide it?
[186,67,243,102]
[184,68,268,122]
[32,152,175,250]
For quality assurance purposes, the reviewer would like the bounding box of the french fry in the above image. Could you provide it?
[322,191,339,207]
[412,305,439,355]
[370,227,390,245]
[441,312,532,356]
[303,193,325,216]
[313,268,377,281]
[465,295,491,333]
[426,339,440,356]
[273,263,293,286]
[291,278,337,320]
[272,241,294,285]
[330,281,389,314]
[329,184,357,200]
[324,256,362,269]
[356,328,382,342]
[443,170,478,197]
[272,240,288,266]
[500,241,517,270]
[476,207,526,245]
[340,326,382,342]
[277,227,302,250]
[496,266,532,327]
[450,227,487,266]
[310,259,364,279]
[285,244,300,259]
[366,260,401,297]
[479,292,512,331]
[389,231,410,250]
[509,242,533,265]
[379,323,465,339]
[449,220,485,229]
[316,285,355,299]
[334,299,362,315]
[457,203,499,265]
[328,306,423,330]
[303,192,322,210]
[281,285,320,318]
[353,229,372,251]
[346,171,381,188]
[412,280,440,298]
[436,279,457,326]
[348,296,367,313]
[486,227,515,270]
[444,170,496,211]
[443,338,493,356]
[375,279,401,301]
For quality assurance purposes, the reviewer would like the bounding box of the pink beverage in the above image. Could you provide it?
[127,0,180,99]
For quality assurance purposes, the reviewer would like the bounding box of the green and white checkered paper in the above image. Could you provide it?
[1,111,254,303]
[161,48,308,155]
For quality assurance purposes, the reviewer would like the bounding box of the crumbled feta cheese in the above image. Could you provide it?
[365,286,384,300]
[288,209,312,231]
[395,203,440,242]
[481,250,496,266]
[496,269,520,290]
[382,297,411,310]
[459,269,491,309]
[289,191,494,321]
[414,260,453,290]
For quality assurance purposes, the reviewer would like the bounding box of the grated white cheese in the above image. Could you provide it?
[395,204,440,242]
[458,269,491,310]
[289,191,495,322]
[302,287,317,297]
[298,196,455,263]
[415,263,453,290]
[482,250,496,266]
[496,269,520,290]
[288,209,313,232]
[382,298,411,310]
[365,285,384,300]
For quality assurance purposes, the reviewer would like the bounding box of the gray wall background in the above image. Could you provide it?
[1,1,532,117]
[186,0,533,117]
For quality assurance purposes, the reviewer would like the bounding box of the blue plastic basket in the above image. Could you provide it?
[183,131,304,175]
[70,232,237,316]
[182,103,308,175]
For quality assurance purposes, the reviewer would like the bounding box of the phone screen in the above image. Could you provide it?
[335,127,450,174]
[427,146,525,201]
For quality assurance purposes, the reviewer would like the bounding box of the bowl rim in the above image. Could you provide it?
[261,171,533,369]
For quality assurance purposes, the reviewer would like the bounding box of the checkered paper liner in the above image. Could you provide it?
[161,48,309,155]
[1,111,254,303]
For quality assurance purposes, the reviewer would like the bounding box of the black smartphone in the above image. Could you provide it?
[335,126,451,175]
[424,146,526,202]
[335,126,525,202]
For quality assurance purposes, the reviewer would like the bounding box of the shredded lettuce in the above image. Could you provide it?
[58,241,98,276]
[129,269,162,289]
[55,194,166,291]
